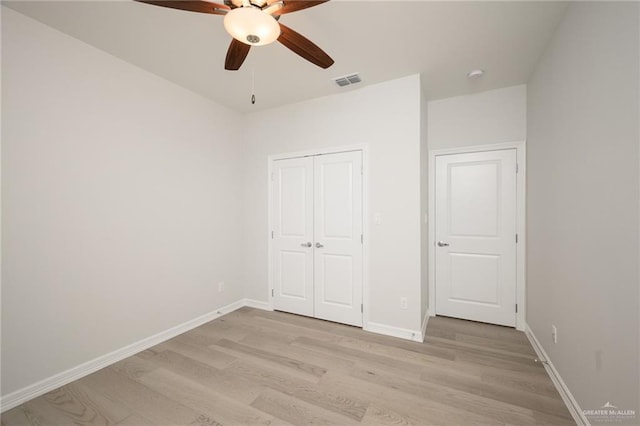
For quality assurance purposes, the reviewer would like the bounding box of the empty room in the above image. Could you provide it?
[1,0,639,425]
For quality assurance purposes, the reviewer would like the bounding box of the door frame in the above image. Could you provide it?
[428,141,526,331]
[267,144,369,329]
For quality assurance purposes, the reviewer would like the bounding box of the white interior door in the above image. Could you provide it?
[272,157,314,317]
[435,149,517,327]
[313,151,363,327]
[271,151,363,327]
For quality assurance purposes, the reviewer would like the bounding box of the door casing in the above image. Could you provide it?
[267,144,370,329]
[428,141,526,330]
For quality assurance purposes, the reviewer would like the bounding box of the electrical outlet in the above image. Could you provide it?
[552,325,557,344]
[218,281,225,293]
[400,297,408,310]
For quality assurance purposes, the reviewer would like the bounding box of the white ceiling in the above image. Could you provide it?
[4,0,568,113]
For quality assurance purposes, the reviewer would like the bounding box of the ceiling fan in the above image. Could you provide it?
[135,0,334,71]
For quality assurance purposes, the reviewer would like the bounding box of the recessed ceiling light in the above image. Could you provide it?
[467,69,485,79]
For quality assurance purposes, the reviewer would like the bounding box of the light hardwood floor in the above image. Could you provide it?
[2,308,574,425]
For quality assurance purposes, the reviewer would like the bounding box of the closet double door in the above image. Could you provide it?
[271,151,363,327]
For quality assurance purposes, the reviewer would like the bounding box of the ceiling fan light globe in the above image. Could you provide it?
[223,7,280,46]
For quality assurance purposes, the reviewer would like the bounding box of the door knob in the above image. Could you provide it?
[437,241,450,247]
[301,242,312,247]
[315,242,324,248]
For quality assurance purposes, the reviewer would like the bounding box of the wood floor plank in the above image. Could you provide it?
[80,368,202,425]
[188,415,224,426]
[110,355,158,381]
[423,335,536,367]
[315,338,487,388]
[453,348,548,376]
[211,338,327,381]
[232,324,297,345]
[336,334,456,364]
[4,398,75,426]
[225,360,369,421]
[425,332,543,367]
[137,368,287,426]
[360,404,421,426]
[1,406,39,426]
[349,365,552,425]
[430,315,530,344]
[481,368,561,398]
[2,308,572,426]
[233,314,344,344]
[253,310,340,333]
[293,335,436,372]
[115,414,156,425]
[251,387,359,425]
[237,332,356,373]
[532,409,578,425]
[293,335,489,383]
[418,365,572,419]
[449,330,536,355]
[43,381,131,425]
[147,349,264,405]
[191,320,249,343]
[319,372,499,426]
[423,334,547,377]
[3,381,132,426]
[360,403,498,426]
[155,336,238,369]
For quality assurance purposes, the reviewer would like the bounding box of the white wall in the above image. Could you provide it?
[242,75,423,334]
[1,7,244,396]
[527,1,639,414]
[420,82,429,325]
[428,85,526,150]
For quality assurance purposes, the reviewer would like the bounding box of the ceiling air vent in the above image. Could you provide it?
[333,73,362,87]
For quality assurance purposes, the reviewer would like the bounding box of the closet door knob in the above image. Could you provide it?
[315,242,324,248]
[437,241,450,247]
[301,242,312,247]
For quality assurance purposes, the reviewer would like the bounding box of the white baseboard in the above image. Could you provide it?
[243,298,272,311]
[421,310,431,341]
[525,324,589,426]
[365,321,424,343]
[0,299,246,413]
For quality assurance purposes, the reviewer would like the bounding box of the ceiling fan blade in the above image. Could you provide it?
[135,1,230,15]
[272,0,328,16]
[225,39,251,70]
[278,23,334,69]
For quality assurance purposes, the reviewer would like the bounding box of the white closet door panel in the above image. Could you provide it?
[313,151,363,327]
[272,157,314,317]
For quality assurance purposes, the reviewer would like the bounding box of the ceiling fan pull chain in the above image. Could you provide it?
[251,68,256,105]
